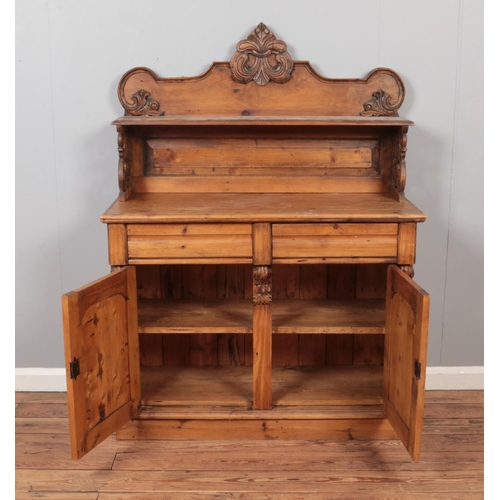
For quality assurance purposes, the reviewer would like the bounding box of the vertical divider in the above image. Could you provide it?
[252,223,272,409]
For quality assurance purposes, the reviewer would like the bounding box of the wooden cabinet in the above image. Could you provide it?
[62,24,429,461]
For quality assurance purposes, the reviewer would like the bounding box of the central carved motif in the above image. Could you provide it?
[253,266,272,306]
[230,23,294,86]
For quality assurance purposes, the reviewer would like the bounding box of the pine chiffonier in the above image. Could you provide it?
[62,24,430,461]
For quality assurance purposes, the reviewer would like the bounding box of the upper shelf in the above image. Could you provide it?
[112,115,414,127]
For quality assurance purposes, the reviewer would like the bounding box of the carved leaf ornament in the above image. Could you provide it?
[230,23,294,86]
[360,89,401,117]
[122,89,164,116]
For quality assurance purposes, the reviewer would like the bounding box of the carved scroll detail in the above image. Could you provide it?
[117,125,130,195]
[253,266,272,306]
[230,23,293,86]
[392,128,407,193]
[360,89,402,117]
[121,89,164,116]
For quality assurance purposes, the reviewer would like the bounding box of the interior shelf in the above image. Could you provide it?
[138,299,252,334]
[141,365,383,412]
[273,299,385,334]
[138,298,385,334]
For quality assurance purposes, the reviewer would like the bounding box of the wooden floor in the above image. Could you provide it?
[15,390,484,499]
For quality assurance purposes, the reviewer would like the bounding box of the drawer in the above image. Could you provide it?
[272,223,398,260]
[127,224,253,261]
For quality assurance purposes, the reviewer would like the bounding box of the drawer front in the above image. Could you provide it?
[127,224,252,261]
[272,223,398,260]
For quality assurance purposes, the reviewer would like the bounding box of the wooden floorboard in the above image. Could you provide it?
[15,390,484,499]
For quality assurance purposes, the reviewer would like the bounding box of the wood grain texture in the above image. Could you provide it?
[297,265,327,366]
[61,267,140,459]
[16,469,482,495]
[136,265,163,366]
[135,264,255,367]
[253,266,272,409]
[113,115,415,126]
[326,264,356,365]
[384,265,430,461]
[271,265,299,366]
[102,193,427,223]
[117,418,396,441]
[136,298,385,335]
[117,63,406,118]
[353,265,387,366]
[216,264,247,366]
[144,138,377,174]
[15,390,483,497]
[128,224,252,260]
[273,223,398,259]
[397,222,417,264]
[107,224,128,265]
[133,174,386,194]
[138,365,382,408]
[253,223,272,265]
[186,265,218,366]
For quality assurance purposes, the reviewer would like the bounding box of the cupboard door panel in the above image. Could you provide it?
[62,267,140,460]
[384,265,430,461]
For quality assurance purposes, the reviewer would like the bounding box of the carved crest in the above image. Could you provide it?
[230,23,294,86]
[121,89,164,116]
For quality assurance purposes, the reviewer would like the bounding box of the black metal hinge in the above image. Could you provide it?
[414,360,422,380]
[69,358,80,380]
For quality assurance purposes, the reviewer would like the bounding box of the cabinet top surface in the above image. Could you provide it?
[101,192,426,224]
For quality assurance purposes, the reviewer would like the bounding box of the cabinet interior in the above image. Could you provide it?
[137,263,387,417]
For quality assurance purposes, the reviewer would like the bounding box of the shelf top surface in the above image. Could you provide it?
[101,192,426,223]
[111,115,414,127]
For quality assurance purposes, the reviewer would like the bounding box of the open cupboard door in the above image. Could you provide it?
[62,267,140,460]
[384,265,430,461]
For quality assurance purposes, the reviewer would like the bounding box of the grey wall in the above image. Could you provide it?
[15,0,483,368]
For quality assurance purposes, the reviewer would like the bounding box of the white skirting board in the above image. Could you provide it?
[15,366,484,392]
[424,366,484,390]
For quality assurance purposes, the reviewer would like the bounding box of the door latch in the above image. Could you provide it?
[69,357,80,380]
[414,360,422,380]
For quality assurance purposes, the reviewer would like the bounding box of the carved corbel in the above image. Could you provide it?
[392,127,408,195]
[117,125,131,197]
[230,23,294,86]
[399,265,414,279]
[253,266,272,306]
